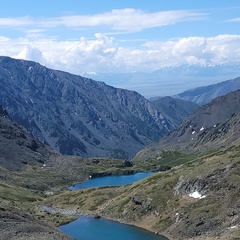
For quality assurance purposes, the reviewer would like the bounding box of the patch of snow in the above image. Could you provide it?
[75,112,79,116]
[30,99,33,103]
[189,191,206,199]
[200,127,204,131]
[44,191,54,196]
[214,124,216,127]
[191,138,194,141]
[228,225,238,230]
[28,66,33,71]
[192,131,195,134]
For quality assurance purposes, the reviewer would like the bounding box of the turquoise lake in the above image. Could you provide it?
[60,215,168,240]
[69,172,154,190]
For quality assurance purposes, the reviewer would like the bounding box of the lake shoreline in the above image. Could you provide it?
[39,205,170,239]
[68,171,154,190]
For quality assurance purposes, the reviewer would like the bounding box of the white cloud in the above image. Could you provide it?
[0,17,34,27]
[25,29,46,39]
[1,34,240,74]
[227,17,240,22]
[0,9,205,33]
[56,8,204,32]
[15,45,43,63]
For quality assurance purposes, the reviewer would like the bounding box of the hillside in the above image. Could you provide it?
[0,105,53,171]
[0,56,196,159]
[134,89,240,161]
[0,106,74,239]
[45,134,240,240]
[174,76,240,105]
[0,106,141,239]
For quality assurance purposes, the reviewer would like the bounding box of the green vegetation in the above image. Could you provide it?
[0,182,41,202]
[1,141,240,239]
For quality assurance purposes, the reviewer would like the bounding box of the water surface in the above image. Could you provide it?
[69,172,154,190]
[60,216,168,240]
[64,172,170,240]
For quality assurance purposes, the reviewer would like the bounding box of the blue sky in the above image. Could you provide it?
[1,0,240,96]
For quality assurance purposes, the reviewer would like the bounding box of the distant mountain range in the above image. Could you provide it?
[0,57,196,159]
[134,89,240,161]
[174,76,240,105]
[83,63,240,98]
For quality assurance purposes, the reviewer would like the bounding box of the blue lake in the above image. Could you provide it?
[69,172,154,190]
[60,215,168,240]
[62,172,169,240]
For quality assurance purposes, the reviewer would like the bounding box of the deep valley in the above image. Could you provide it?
[0,57,240,240]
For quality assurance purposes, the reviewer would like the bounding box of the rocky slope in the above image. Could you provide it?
[134,89,240,161]
[0,56,197,159]
[0,104,53,171]
[0,106,135,240]
[0,106,76,239]
[174,76,240,105]
[152,96,199,128]
[0,206,74,240]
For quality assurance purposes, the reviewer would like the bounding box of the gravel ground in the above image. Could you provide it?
[0,207,74,240]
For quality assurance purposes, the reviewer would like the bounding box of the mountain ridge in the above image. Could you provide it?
[134,89,240,161]
[173,76,240,105]
[83,63,240,98]
[0,56,196,159]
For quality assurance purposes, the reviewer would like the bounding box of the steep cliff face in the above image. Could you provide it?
[0,56,186,159]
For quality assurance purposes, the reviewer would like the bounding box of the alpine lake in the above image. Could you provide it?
[60,172,169,240]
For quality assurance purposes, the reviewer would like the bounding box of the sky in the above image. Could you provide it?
[1,0,240,96]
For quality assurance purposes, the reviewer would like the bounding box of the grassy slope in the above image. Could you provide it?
[1,126,239,240]
[44,141,240,240]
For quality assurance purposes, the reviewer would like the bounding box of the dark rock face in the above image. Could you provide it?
[157,166,171,172]
[132,196,142,205]
[0,57,195,159]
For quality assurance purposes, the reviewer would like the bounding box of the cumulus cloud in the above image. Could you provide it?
[15,45,43,63]
[1,34,240,74]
